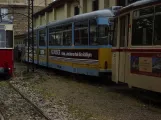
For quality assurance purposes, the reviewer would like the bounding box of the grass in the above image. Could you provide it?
[68,104,94,120]
[0,81,7,87]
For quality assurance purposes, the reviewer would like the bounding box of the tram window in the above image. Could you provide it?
[132,7,154,46]
[89,19,97,45]
[113,19,118,47]
[49,33,55,46]
[49,24,72,46]
[63,31,72,46]
[62,24,72,46]
[39,30,46,46]
[140,7,154,16]
[132,17,153,45]
[154,5,161,45]
[55,32,63,46]
[6,30,13,48]
[51,26,63,46]
[34,33,36,46]
[74,21,88,46]
[97,26,109,45]
[0,30,6,47]
[120,16,126,47]
[49,27,55,46]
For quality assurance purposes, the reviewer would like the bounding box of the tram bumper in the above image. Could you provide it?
[0,67,10,75]
[99,69,112,77]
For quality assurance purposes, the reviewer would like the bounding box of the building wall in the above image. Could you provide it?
[34,0,117,28]
[48,11,53,23]
[55,6,65,21]
[86,0,92,13]
[0,0,52,7]
[40,14,46,25]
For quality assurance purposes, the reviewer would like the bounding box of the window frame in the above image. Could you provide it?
[153,5,161,45]
[38,29,46,46]
[74,20,89,46]
[89,18,113,46]
[48,23,72,46]
[0,29,6,48]
[6,30,13,48]
[131,6,155,46]
[112,18,118,47]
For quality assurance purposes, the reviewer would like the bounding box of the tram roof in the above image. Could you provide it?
[119,0,161,14]
[46,9,114,28]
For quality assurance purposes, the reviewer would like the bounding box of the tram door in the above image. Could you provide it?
[118,14,130,83]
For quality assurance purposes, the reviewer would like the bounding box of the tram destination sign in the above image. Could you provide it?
[49,49,98,60]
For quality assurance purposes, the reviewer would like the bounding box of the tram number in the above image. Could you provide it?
[51,50,61,55]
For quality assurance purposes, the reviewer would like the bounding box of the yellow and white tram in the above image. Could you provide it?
[112,0,161,93]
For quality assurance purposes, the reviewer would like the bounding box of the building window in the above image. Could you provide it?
[74,6,79,15]
[128,0,140,4]
[0,8,8,20]
[117,0,140,6]
[92,0,98,11]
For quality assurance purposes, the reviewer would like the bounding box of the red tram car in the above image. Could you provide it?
[0,19,14,77]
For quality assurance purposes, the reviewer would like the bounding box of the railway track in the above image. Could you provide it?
[0,111,4,120]
[6,81,51,120]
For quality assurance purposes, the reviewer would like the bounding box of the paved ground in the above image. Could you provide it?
[1,62,161,120]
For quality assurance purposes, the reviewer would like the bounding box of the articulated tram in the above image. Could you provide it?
[112,0,161,93]
[25,9,115,77]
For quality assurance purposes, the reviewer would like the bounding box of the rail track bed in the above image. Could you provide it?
[0,111,4,120]
[1,62,160,120]
[0,81,51,120]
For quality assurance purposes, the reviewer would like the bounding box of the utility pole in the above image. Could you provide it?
[27,0,34,72]
[0,9,2,22]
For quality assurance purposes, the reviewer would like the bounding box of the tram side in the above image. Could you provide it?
[112,1,161,93]
[25,10,115,77]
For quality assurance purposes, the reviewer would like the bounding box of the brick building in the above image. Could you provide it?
[0,0,53,35]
